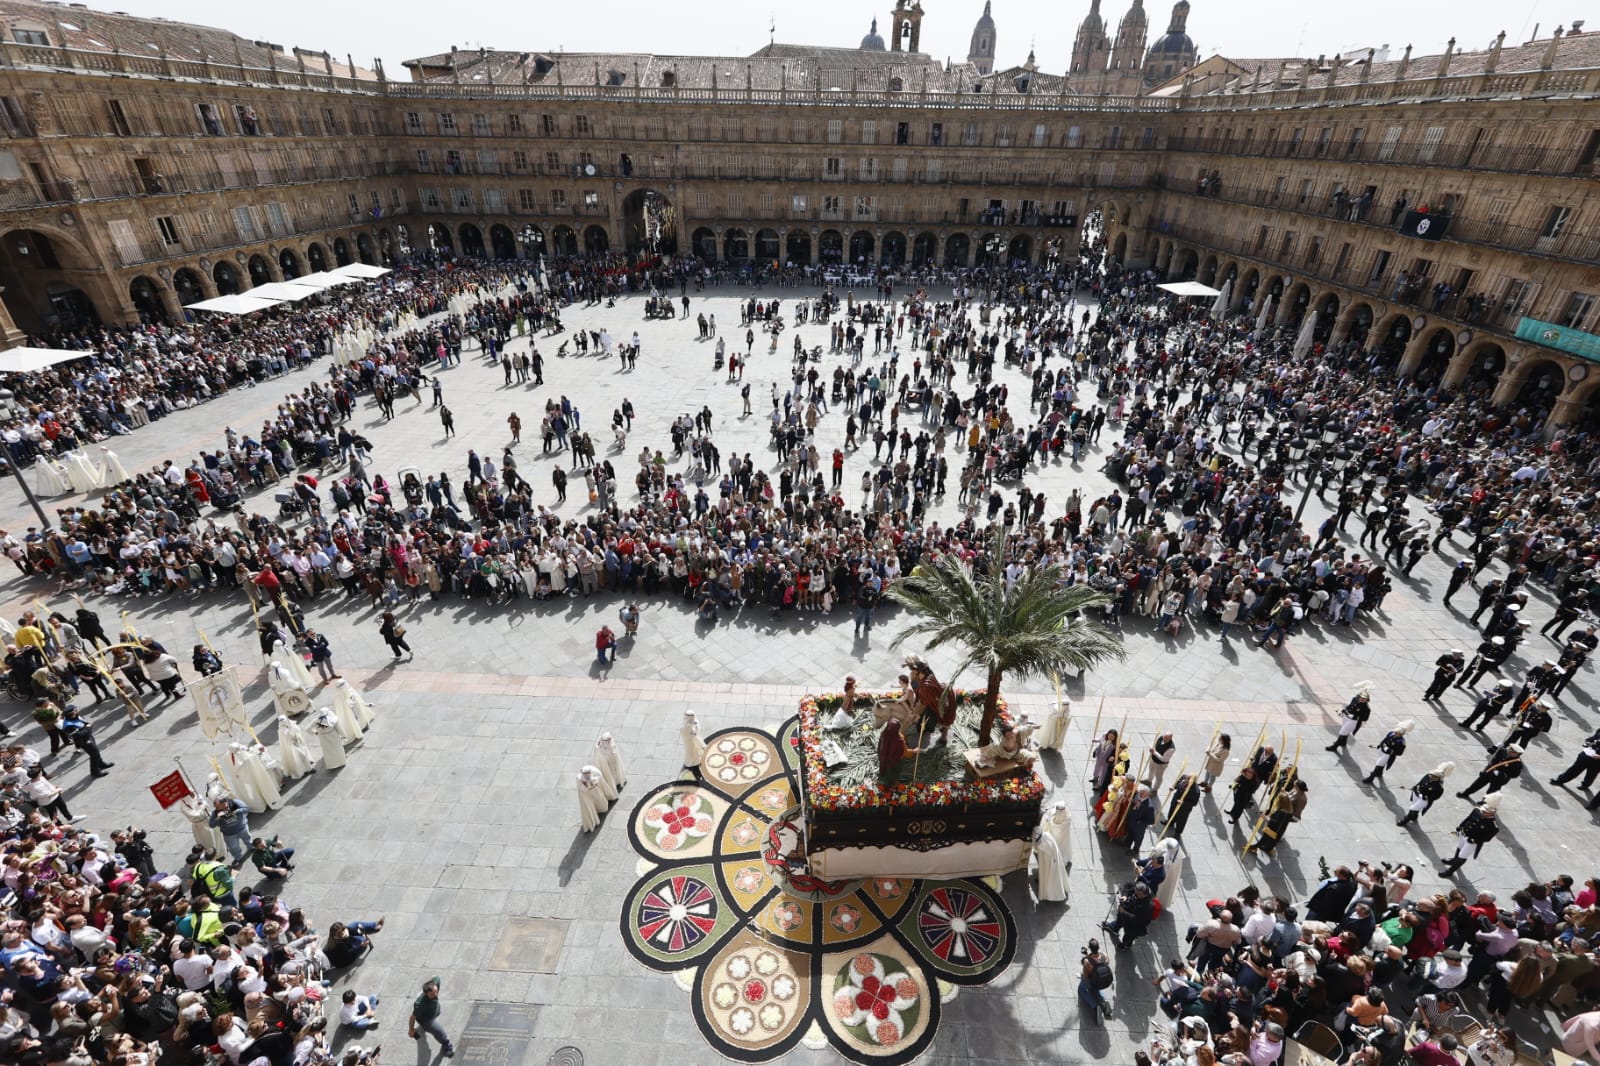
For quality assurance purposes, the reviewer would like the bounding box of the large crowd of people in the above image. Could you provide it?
[2,218,1598,1063]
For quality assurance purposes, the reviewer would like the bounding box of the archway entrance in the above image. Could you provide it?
[517,224,544,261]
[755,228,780,263]
[1007,234,1032,267]
[1375,314,1412,368]
[881,231,907,268]
[1513,360,1566,412]
[459,224,486,258]
[976,233,1004,267]
[172,268,205,308]
[356,233,376,265]
[583,225,609,254]
[0,227,107,332]
[249,254,274,286]
[213,261,241,295]
[911,232,937,266]
[306,243,328,273]
[332,238,352,266]
[1344,303,1373,346]
[129,276,166,323]
[723,228,748,261]
[551,226,577,257]
[819,230,843,265]
[278,248,302,278]
[1462,344,1505,392]
[490,225,516,260]
[785,232,812,265]
[621,189,678,255]
[849,231,875,266]
[944,233,970,268]
[427,223,454,256]
[691,227,716,261]
[1415,328,1455,383]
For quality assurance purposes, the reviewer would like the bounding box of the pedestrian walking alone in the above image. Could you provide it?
[304,628,338,683]
[440,404,456,438]
[379,612,412,661]
[409,978,455,1058]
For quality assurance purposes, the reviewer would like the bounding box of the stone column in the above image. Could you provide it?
[1396,329,1434,379]
[0,295,25,346]
[1489,364,1524,407]
[1545,390,1583,436]
[1441,348,1475,389]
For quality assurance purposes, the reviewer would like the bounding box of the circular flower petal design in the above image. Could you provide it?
[621,716,1018,1064]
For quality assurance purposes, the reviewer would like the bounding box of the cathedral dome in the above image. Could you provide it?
[860,18,887,50]
[1147,30,1194,54]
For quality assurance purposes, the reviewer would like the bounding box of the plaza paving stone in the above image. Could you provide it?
[1,285,1594,1064]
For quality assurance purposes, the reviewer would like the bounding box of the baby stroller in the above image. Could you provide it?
[275,487,306,518]
[398,466,425,508]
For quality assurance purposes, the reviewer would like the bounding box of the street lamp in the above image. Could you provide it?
[0,387,53,531]
[1294,425,1344,523]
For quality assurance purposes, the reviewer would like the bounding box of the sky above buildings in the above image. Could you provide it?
[106,0,1528,73]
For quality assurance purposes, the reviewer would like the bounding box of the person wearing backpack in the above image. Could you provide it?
[1079,938,1114,1022]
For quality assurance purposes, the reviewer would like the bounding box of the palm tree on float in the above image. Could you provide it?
[888,527,1126,745]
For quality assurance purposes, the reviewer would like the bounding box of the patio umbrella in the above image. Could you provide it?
[1292,311,1317,359]
[1210,279,1233,320]
[1255,295,1275,334]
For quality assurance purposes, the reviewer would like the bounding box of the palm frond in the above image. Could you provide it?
[886,527,1126,690]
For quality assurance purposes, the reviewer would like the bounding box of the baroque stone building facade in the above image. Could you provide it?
[0,1,1598,430]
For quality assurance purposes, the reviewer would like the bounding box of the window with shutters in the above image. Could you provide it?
[264,202,290,235]
[472,114,491,135]
[451,187,471,209]
[422,188,441,209]
[925,159,941,182]
[962,122,979,146]
[540,114,555,135]
[483,188,505,211]
[416,149,431,170]
[194,210,217,238]
[892,158,908,182]
[574,116,591,135]
[229,206,259,241]
[438,113,456,132]
[1032,124,1048,148]
[551,189,567,208]
[545,151,560,172]
[1377,126,1403,160]
[405,112,423,133]
[519,189,536,210]
[995,124,1012,147]
[1539,205,1571,239]
[1419,126,1446,163]
[1558,292,1597,329]
[824,157,842,178]
[513,151,529,171]
[507,114,524,133]
[861,120,877,144]
[1065,125,1082,148]
[107,219,143,263]
[827,119,842,143]
[859,157,877,180]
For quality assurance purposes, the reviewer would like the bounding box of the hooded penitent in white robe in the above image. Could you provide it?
[276,716,315,779]
[309,709,346,770]
[1038,698,1071,751]
[681,711,706,770]
[578,766,609,832]
[594,733,626,798]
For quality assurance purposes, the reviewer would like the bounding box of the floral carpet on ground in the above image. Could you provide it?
[619,715,1019,1064]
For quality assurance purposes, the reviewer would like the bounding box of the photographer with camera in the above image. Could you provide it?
[1101,880,1156,950]
[1079,938,1114,1022]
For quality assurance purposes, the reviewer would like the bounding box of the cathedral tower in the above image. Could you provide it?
[1108,0,1149,93]
[967,1,997,74]
[1071,0,1112,82]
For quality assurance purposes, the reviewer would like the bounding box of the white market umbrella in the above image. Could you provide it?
[1210,279,1233,320]
[1292,312,1317,359]
[280,271,358,291]
[243,282,320,302]
[1255,295,1275,334]
[0,346,94,373]
[1157,280,1221,298]
[186,293,284,315]
[330,263,391,279]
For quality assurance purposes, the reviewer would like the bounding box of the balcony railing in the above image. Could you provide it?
[1165,133,1600,180]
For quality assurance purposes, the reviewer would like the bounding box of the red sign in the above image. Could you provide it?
[149,770,193,810]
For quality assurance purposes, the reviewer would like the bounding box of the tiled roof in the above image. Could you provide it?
[1215,30,1600,92]
[0,0,375,78]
